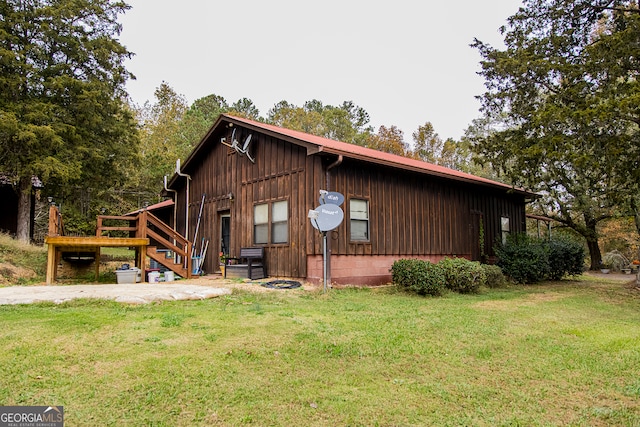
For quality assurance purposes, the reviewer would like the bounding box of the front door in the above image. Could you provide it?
[220,212,231,261]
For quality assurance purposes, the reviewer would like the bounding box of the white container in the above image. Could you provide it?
[116,269,138,284]
[148,271,160,283]
[164,271,174,282]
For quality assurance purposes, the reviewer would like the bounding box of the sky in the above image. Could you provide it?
[118,0,522,142]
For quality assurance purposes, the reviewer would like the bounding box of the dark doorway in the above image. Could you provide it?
[220,212,231,259]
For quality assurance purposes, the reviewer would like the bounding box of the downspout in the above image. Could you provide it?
[324,154,343,287]
[325,155,343,191]
[163,175,178,233]
[164,176,179,263]
[175,159,191,238]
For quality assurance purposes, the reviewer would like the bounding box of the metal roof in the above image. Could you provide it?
[175,114,535,198]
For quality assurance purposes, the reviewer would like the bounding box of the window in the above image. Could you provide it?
[254,204,269,244]
[350,199,369,241]
[501,216,510,245]
[254,200,288,244]
[272,200,288,243]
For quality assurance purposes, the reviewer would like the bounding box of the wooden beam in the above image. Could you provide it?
[95,247,101,281]
[46,243,56,285]
[45,236,149,247]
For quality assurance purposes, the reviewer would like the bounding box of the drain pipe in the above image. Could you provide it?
[163,175,178,233]
[175,159,191,237]
[164,176,179,263]
[324,154,343,288]
[325,155,343,190]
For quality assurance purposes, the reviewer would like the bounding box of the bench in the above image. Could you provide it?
[224,247,266,280]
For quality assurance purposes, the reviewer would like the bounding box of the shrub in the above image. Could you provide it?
[390,259,446,296]
[602,250,630,272]
[547,237,586,279]
[482,264,507,288]
[495,234,550,284]
[439,257,486,293]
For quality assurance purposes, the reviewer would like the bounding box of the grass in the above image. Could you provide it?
[0,279,639,426]
[0,232,47,285]
[100,246,136,261]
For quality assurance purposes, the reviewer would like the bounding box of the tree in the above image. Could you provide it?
[0,0,137,241]
[229,97,260,121]
[365,125,408,156]
[409,122,476,172]
[412,122,443,164]
[134,83,188,202]
[266,99,373,145]
[472,0,640,269]
[177,93,230,149]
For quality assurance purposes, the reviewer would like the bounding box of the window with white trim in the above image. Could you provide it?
[254,200,288,245]
[271,200,288,244]
[254,204,268,244]
[350,199,369,241]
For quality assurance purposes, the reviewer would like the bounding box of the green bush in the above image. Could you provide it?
[390,259,445,296]
[547,237,586,279]
[482,264,507,288]
[495,234,550,284]
[439,257,486,293]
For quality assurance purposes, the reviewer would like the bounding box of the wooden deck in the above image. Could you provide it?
[44,205,192,285]
[44,236,149,285]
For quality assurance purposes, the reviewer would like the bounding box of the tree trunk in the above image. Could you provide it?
[583,215,602,270]
[635,210,640,261]
[628,197,640,261]
[586,238,602,271]
[16,176,32,243]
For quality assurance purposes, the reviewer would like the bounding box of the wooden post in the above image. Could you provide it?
[48,206,58,236]
[137,245,146,277]
[186,241,193,278]
[94,247,100,281]
[137,211,147,239]
[46,243,56,285]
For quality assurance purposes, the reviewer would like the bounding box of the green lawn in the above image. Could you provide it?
[1,278,639,426]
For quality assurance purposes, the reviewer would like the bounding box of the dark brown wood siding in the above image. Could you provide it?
[327,158,526,260]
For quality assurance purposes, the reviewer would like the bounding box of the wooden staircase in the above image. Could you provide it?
[97,210,192,279]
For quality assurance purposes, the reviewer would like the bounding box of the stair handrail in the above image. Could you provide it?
[94,210,192,277]
[138,210,192,274]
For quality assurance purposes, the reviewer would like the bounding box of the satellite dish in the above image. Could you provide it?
[319,191,344,206]
[242,134,252,151]
[309,204,344,232]
[220,128,255,163]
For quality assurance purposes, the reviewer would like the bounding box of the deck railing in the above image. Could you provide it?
[96,210,192,274]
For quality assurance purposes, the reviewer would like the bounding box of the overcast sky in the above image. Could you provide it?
[118,1,522,142]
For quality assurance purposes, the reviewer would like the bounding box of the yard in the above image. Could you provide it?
[1,276,639,426]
